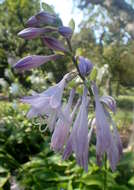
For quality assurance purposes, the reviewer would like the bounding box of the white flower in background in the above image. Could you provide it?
[9,83,20,95]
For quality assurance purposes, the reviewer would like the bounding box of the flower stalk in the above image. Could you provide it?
[66,38,94,97]
[14,9,122,173]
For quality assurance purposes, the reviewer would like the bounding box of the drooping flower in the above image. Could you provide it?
[51,88,75,152]
[100,95,116,113]
[92,83,122,171]
[100,96,122,167]
[13,54,61,71]
[63,87,89,172]
[92,83,112,162]
[21,73,70,131]
[78,56,93,77]
[43,36,67,52]
[103,107,123,171]
[58,26,73,38]
[18,27,45,40]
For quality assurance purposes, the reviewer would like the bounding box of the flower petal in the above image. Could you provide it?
[51,88,75,152]
[100,95,116,113]
[92,83,112,159]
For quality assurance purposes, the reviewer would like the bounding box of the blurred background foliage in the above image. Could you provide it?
[0,0,134,189]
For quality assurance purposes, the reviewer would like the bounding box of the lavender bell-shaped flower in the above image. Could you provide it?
[100,96,122,160]
[21,73,70,131]
[51,88,75,152]
[63,87,89,172]
[92,83,122,171]
[58,26,73,38]
[92,83,112,164]
[43,36,67,52]
[13,54,61,72]
[78,56,93,77]
[103,106,123,171]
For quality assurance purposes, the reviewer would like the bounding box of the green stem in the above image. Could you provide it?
[66,38,93,97]
[103,154,107,190]
[66,38,85,81]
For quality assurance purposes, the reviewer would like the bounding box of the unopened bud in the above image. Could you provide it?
[78,56,93,77]
[58,26,73,38]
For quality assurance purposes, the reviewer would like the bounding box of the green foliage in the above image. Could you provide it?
[117,95,134,110]
[42,2,55,14]
[0,101,134,189]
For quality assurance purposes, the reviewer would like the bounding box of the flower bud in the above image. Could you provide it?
[26,16,39,27]
[35,11,57,25]
[43,36,67,52]
[78,56,93,77]
[58,26,73,38]
[18,27,45,40]
[13,54,61,71]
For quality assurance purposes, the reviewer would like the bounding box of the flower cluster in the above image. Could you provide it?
[14,10,122,172]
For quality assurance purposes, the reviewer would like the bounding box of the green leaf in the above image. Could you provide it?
[128,176,134,185]
[69,18,75,32]
[42,2,55,14]
[76,48,83,56]
[89,67,97,81]
[108,184,129,190]
[67,180,73,190]
[0,172,10,188]
[77,173,104,187]
[0,167,8,174]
